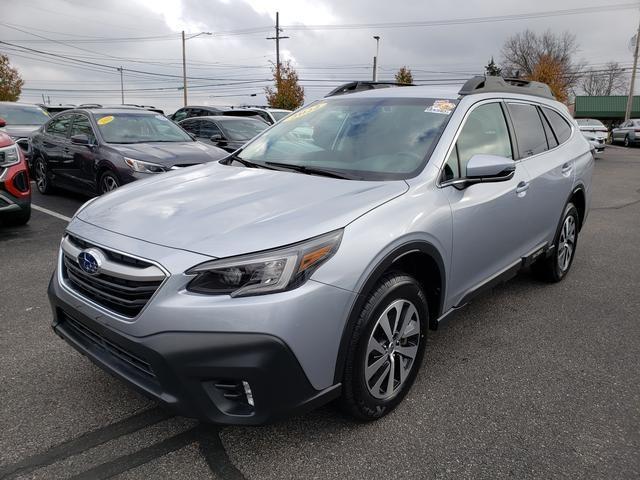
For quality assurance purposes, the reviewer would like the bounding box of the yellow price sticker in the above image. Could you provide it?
[97,116,114,125]
[283,102,326,122]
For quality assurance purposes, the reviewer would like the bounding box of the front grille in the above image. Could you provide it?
[62,313,155,379]
[62,236,164,317]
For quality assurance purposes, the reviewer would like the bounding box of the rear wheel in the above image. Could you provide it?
[34,157,53,194]
[98,170,120,195]
[341,273,428,421]
[532,203,579,283]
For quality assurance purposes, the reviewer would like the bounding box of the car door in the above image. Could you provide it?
[442,101,534,306]
[66,114,98,192]
[41,114,73,179]
[510,103,576,248]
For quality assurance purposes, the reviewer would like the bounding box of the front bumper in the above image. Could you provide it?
[49,279,341,425]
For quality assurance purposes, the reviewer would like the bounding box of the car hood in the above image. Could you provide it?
[108,141,227,167]
[2,125,41,138]
[77,162,408,258]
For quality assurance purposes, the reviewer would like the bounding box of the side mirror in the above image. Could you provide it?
[466,154,515,180]
[210,133,225,143]
[0,117,6,128]
[70,134,91,146]
[443,154,515,189]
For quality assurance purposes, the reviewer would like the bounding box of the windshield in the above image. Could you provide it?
[0,104,49,125]
[219,118,267,141]
[96,113,192,143]
[270,111,290,121]
[576,119,605,128]
[237,97,457,180]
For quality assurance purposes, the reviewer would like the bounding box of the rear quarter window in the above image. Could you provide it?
[541,107,572,144]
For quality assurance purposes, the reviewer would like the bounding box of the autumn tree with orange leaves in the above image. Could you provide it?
[528,54,571,103]
[265,60,304,110]
[0,54,24,102]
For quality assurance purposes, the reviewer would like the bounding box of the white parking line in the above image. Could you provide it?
[31,204,72,222]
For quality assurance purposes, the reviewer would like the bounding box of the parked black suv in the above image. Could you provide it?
[179,116,268,152]
[169,106,226,123]
[31,107,227,196]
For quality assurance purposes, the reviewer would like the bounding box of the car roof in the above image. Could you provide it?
[0,101,47,108]
[65,108,159,116]
[182,115,265,122]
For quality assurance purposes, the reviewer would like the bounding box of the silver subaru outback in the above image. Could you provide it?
[48,76,593,425]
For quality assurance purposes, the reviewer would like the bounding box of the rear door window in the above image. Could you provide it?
[507,103,549,158]
[180,119,200,136]
[541,107,572,144]
[200,120,223,139]
[539,109,558,149]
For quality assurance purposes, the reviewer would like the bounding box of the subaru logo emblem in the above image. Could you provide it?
[77,249,103,275]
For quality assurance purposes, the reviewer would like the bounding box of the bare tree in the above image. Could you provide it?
[580,62,628,96]
[501,30,584,99]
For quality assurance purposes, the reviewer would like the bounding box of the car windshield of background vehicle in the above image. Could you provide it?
[270,111,290,121]
[219,118,268,141]
[97,113,193,143]
[237,97,458,180]
[0,104,49,125]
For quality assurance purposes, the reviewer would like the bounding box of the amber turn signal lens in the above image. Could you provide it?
[298,245,332,273]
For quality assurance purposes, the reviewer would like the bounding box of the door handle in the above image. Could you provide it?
[516,181,529,195]
[561,162,572,174]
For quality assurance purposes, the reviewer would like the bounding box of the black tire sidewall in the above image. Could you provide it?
[343,274,428,420]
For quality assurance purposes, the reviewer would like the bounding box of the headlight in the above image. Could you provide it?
[186,230,343,297]
[0,145,20,168]
[124,157,167,174]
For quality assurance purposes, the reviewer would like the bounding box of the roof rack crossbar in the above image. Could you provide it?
[458,75,554,100]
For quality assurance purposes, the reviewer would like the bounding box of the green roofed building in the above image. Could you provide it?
[574,96,640,127]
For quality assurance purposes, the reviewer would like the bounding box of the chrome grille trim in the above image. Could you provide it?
[59,234,168,319]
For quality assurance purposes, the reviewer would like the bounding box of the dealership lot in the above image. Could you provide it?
[0,146,638,479]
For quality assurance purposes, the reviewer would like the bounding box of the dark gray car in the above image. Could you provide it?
[0,102,51,165]
[30,107,227,196]
[179,115,268,152]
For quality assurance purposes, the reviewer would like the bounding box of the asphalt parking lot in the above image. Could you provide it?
[1,146,639,480]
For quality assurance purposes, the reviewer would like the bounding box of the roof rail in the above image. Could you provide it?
[458,76,555,100]
[325,81,413,98]
[78,103,103,108]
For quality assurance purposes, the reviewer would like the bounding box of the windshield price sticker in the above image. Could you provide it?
[97,115,114,125]
[425,100,456,115]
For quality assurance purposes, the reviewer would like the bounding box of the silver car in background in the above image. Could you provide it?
[611,119,640,147]
[576,118,607,154]
[48,76,593,425]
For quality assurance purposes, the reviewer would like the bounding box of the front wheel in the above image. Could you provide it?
[340,273,428,421]
[98,170,120,195]
[532,203,579,283]
[624,135,630,148]
[34,157,53,194]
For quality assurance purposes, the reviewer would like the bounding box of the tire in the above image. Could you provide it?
[340,273,428,421]
[532,203,579,283]
[34,157,53,194]
[3,205,31,226]
[98,170,120,195]
[624,135,630,148]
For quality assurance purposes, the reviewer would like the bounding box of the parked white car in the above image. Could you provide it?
[576,118,607,154]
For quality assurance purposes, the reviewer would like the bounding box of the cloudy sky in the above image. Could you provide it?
[1,0,638,113]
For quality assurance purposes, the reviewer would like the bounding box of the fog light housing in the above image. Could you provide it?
[204,379,255,416]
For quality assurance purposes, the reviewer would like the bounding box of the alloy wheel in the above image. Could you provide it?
[624,136,630,147]
[35,160,47,192]
[365,299,421,400]
[101,175,119,193]
[557,215,576,272]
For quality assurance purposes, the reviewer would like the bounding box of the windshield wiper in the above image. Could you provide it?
[264,161,352,179]
[224,152,271,169]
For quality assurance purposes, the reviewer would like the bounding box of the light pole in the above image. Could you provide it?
[372,35,380,81]
[181,31,212,107]
[625,19,640,121]
[117,66,124,104]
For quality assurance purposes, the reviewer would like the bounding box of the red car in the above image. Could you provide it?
[0,129,31,225]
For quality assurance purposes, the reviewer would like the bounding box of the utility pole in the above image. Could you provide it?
[373,36,380,81]
[182,30,187,107]
[118,66,124,104]
[267,12,289,88]
[625,17,640,121]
